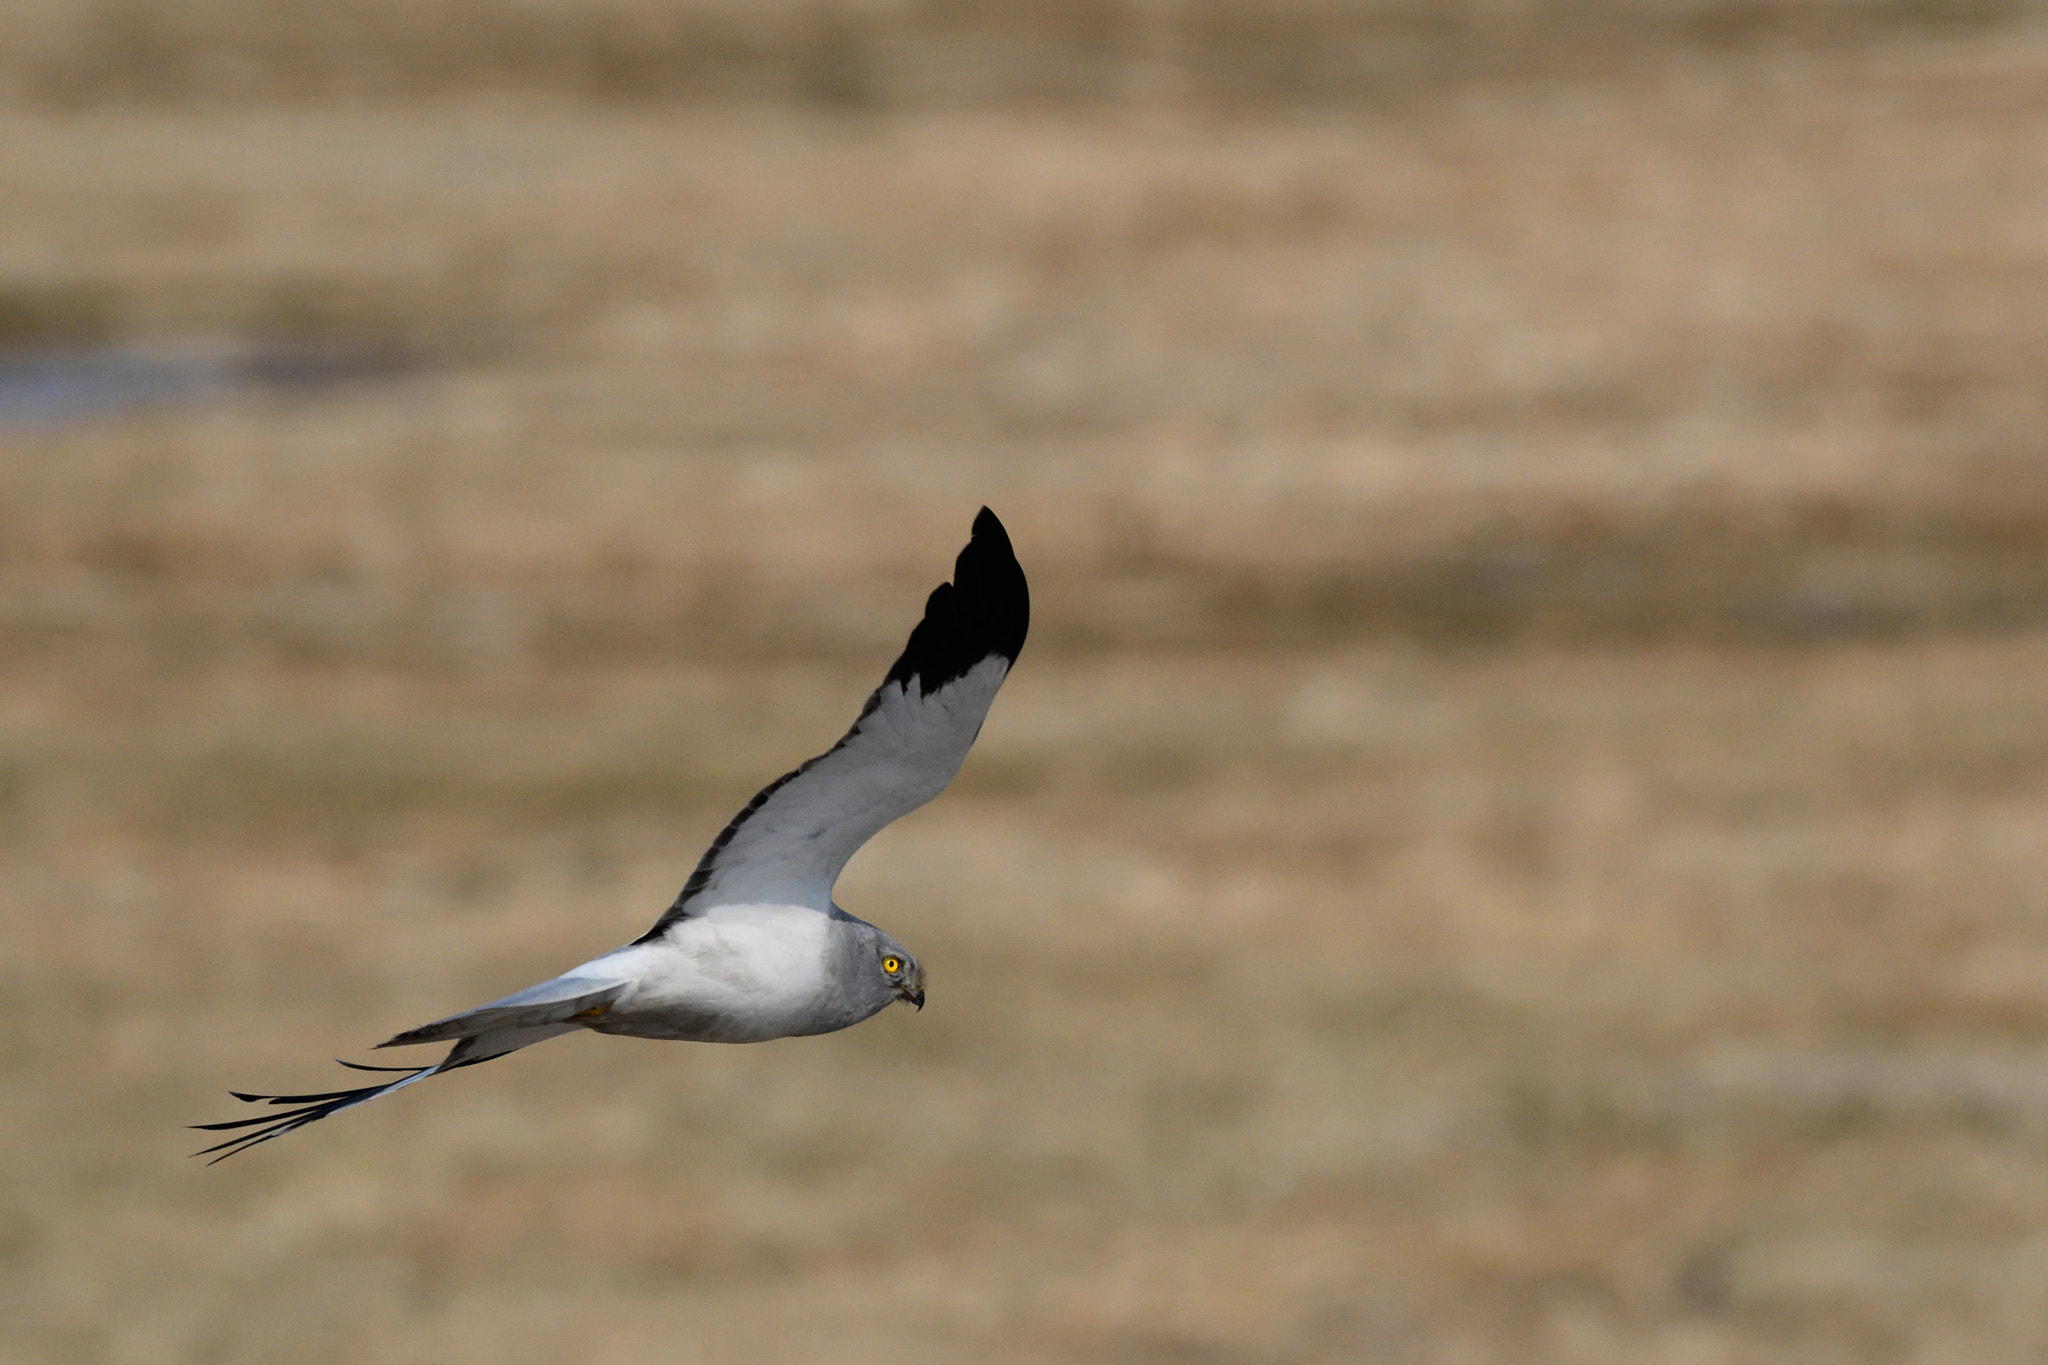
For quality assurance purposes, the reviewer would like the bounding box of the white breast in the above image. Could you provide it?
[595,903,836,1043]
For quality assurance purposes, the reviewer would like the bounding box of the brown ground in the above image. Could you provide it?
[7,6,2048,1363]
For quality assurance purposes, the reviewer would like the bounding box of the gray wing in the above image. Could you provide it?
[634,507,1029,938]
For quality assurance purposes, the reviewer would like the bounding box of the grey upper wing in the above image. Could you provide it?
[634,507,1029,938]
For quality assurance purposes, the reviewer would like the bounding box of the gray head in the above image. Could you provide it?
[843,919,926,1012]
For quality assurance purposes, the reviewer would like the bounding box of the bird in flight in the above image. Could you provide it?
[194,508,1028,1162]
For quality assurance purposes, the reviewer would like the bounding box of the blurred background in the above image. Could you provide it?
[6,1,2048,1361]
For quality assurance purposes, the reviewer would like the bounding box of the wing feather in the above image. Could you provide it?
[636,507,1028,937]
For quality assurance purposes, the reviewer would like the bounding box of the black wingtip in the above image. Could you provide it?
[959,506,1029,662]
[883,507,1030,697]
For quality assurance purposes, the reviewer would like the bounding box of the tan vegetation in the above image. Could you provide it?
[7,7,2048,1362]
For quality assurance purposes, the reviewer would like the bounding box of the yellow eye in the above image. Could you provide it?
[882,957,901,974]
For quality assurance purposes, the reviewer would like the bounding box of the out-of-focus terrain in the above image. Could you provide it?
[7,4,2048,1362]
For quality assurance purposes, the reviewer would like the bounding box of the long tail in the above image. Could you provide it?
[189,1058,443,1163]
[189,1025,571,1164]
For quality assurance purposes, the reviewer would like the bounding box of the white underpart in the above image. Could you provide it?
[586,903,836,1043]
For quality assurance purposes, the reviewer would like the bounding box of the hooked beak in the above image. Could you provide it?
[898,971,926,1011]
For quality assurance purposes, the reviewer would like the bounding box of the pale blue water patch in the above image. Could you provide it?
[0,342,409,426]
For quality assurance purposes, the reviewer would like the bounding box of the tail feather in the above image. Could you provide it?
[190,1025,576,1164]
[191,1061,437,1164]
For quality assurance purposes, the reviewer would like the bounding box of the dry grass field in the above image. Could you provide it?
[8,5,2048,1362]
